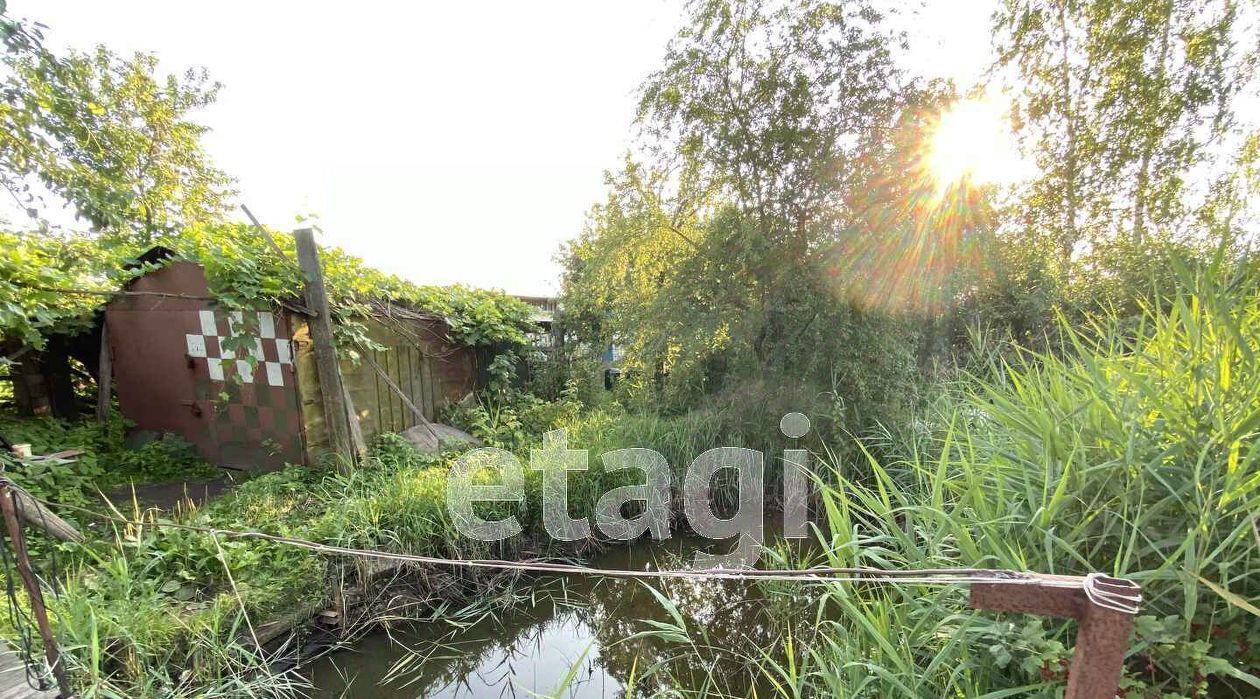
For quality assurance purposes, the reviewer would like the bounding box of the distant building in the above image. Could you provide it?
[512,295,558,328]
[513,295,563,350]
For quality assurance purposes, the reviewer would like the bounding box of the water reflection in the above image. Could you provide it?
[307,535,805,698]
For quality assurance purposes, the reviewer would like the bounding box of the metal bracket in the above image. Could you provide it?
[971,573,1141,699]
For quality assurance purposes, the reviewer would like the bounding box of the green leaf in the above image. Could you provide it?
[1197,575,1260,618]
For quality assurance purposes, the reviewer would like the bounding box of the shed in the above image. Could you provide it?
[104,259,476,470]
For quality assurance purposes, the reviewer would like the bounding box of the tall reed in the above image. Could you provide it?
[779,255,1260,697]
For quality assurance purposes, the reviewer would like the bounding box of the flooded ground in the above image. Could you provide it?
[306,534,808,698]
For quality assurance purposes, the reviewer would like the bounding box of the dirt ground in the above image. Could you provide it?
[101,475,236,511]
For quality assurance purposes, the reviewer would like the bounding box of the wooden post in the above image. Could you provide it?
[293,229,355,471]
[1067,591,1138,698]
[0,482,73,698]
[971,573,1140,699]
[95,323,112,429]
[0,482,82,544]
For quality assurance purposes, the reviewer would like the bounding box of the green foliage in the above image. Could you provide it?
[418,286,535,348]
[0,451,102,507]
[993,0,1253,256]
[977,619,1070,681]
[964,0,1260,349]
[0,220,535,365]
[366,432,440,471]
[560,0,936,429]
[28,255,1260,697]
[110,433,215,484]
[0,30,233,241]
[0,4,240,350]
[0,231,114,348]
[44,427,627,695]
[787,256,1260,697]
[444,382,584,452]
[45,462,370,696]
[0,412,215,504]
[170,222,536,353]
[563,0,1260,425]
[2,0,1259,696]
[54,504,321,697]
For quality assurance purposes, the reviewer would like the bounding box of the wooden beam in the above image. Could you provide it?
[1067,590,1138,699]
[293,229,355,472]
[12,283,216,301]
[96,322,112,428]
[0,479,83,543]
[240,204,291,261]
[342,382,367,459]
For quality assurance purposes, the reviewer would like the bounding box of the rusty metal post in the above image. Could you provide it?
[1065,577,1141,698]
[0,482,74,698]
[971,573,1140,699]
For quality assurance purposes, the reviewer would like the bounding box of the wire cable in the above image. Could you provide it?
[0,495,55,692]
[32,491,1104,591]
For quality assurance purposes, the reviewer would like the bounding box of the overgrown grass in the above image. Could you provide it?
[0,411,218,505]
[26,417,745,697]
[628,255,1258,697]
[9,257,1260,698]
[0,440,431,696]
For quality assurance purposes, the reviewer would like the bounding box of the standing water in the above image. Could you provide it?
[307,534,804,697]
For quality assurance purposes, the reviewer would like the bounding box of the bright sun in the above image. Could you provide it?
[927,96,1027,191]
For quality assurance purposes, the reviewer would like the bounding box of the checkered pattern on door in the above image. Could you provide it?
[185,310,294,386]
[184,309,304,468]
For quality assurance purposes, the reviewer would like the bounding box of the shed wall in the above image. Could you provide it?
[103,261,476,470]
[105,262,305,471]
[292,314,475,461]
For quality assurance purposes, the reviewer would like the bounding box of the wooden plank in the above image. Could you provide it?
[0,647,58,698]
[0,487,72,697]
[0,480,82,543]
[342,381,366,458]
[420,354,435,420]
[291,323,329,463]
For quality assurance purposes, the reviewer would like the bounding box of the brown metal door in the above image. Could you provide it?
[106,262,304,471]
[200,309,304,470]
[108,305,223,464]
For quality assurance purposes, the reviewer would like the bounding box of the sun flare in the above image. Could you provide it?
[927,96,1027,190]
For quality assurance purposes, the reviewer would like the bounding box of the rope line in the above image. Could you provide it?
[9,485,1140,615]
[38,494,1083,588]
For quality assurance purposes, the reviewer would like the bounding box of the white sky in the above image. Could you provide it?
[16,1,995,296]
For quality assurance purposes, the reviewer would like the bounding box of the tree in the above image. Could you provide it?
[638,0,906,271]
[993,0,1252,257]
[1,6,233,242]
[560,0,938,428]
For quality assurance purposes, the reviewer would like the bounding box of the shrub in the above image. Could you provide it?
[0,412,215,504]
